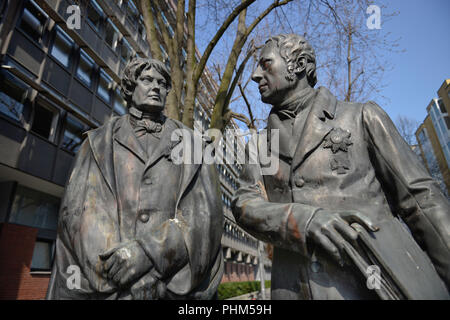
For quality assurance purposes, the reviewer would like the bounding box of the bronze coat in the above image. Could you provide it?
[233,87,450,299]
[46,115,223,299]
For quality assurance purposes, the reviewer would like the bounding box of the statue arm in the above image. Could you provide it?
[362,101,450,287]
[48,139,119,299]
[136,162,224,298]
[232,145,321,256]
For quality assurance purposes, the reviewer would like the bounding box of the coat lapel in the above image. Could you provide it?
[87,116,121,198]
[172,121,202,210]
[144,118,177,170]
[291,87,338,171]
[114,115,148,163]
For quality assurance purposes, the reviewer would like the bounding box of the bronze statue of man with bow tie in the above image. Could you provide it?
[46,58,224,300]
[232,34,450,300]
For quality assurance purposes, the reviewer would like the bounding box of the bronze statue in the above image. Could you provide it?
[46,58,223,299]
[232,34,450,299]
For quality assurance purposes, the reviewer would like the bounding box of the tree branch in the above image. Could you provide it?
[194,0,257,82]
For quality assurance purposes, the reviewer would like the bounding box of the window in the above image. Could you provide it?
[138,16,146,41]
[87,0,104,32]
[76,49,95,87]
[19,0,48,42]
[113,88,127,115]
[105,19,119,51]
[50,27,73,68]
[97,69,112,102]
[445,116,450,130]
[9,185,60,230]
[120,38,132,62]
[160,11,174,36]
[437,99,447,114]
[126,0,139,23]
[62,116,84,153]
[31,103,55,140]
[31,240,54,271]
[0,70,29,121]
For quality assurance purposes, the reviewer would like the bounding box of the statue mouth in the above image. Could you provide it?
[148,95,160,101]
[258,84,268,93]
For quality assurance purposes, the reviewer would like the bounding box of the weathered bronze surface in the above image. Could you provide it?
[46,58,223,299]
[232,34,450,300]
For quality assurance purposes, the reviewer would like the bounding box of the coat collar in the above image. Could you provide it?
[291,86,337,171]
[87,115,202,211]
[113,115,148,163]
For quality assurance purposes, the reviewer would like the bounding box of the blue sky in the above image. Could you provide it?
[378,0,450,123]
[195,0,449,127]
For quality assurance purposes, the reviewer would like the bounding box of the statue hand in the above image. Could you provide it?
[306,210,379,266]
[99,240,153,288]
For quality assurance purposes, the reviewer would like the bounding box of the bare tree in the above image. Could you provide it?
[222,0,403,132]
[139,0,293,131]
[298,0,403,103]
[395,115,419,145]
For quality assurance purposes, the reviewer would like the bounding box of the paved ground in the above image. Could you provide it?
[226,290,271,300]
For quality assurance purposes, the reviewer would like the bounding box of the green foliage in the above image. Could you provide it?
[217,280,271,300]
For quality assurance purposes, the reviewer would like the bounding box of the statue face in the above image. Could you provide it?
[131,67,168,113]
[252,41,295,105]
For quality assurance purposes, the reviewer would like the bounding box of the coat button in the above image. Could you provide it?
[294,175,305,188]
[139,213,149,223]
[144,178,152,185]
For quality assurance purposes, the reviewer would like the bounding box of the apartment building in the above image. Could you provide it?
[0,0,269,299]
[415,79,450,196]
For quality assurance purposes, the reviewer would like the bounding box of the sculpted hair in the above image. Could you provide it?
[266,34,317,87]
[121,57,172,105]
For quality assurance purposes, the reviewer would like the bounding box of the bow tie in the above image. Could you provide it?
[128,106,165,137]
[133,118,163,137]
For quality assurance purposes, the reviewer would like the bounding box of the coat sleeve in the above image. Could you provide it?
[232,140,322,256]
[362,101,450,287]
[47,139,120,299]
[136,161,224,299]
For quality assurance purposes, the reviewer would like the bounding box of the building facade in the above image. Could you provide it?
[415,79,450,196]
[0,0,269,299]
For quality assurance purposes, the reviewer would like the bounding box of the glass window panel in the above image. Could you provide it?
[62,116,84,153]
[9,185,60,231]
[114,88,126,115]
[31,103,54,139]
[0,71,28,121]
[97,69,112,102]
[31,241,52,270]
[87,0,103,31]
[19,0,48,42]
[437,99,447,114]
[126,0,139,22]
[50,27,73,67]
[76,50,95,87]
[105,19,119,50]
[138,16,146,40]
[120,38,132,62]
[445,116,450,130]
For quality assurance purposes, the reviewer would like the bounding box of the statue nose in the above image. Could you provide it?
[252,66,263,83]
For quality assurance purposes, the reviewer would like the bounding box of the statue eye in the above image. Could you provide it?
[261,60,271,70]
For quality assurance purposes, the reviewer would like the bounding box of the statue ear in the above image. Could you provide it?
[295,56,307,74]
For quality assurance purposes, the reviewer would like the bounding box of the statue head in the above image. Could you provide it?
[252,34,317,105]
[121,57,172,114]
